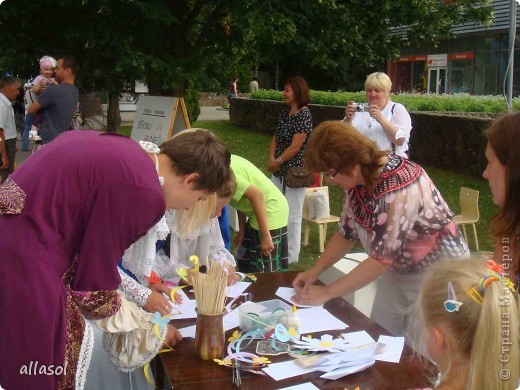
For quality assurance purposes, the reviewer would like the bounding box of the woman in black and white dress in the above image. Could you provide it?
[268,76,313,264]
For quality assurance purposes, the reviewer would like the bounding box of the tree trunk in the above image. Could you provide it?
[78,92,102,119]
[106,91,121,133]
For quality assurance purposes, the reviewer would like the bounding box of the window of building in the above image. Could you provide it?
[395,62,413,92]
[474,50,500,95]
[450,37,475,52]
[450,60,473,93]
[475,36,500,51]
[412,61,427,92]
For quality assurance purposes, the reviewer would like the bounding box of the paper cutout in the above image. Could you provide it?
[277,383,320,390]
[189,255,199,272]
[291,334,350,352]
[275,287,324,308]
[146,271,162,285]
[375,335,404,363]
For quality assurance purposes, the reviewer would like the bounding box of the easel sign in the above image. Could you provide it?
[131,96,191,145]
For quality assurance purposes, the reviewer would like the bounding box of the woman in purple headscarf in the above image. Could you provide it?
[0,129,230,390]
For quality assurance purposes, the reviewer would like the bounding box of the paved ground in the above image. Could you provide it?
[197,106,230,121]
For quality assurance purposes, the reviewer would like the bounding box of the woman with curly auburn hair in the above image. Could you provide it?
[292,121,468,338]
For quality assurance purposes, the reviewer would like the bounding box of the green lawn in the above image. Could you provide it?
[120,120,497,271]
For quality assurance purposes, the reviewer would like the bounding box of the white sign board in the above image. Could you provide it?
[131,96,190,145]
[427,54,448,67]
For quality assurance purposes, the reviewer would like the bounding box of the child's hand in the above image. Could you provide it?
[163,324,183,348]
[234,231,244,247]
[226,265,239,286]
[38,78,49,92]
[260,234,274,257]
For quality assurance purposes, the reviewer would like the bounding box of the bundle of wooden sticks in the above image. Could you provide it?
[192,260,228,315]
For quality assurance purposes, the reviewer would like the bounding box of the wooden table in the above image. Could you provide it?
[157,271,434,389]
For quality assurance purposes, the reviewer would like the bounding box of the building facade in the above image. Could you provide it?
[387,0,520,96]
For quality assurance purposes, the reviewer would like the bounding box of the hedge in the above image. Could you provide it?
[251,89,520,113]
[229,98,493,176]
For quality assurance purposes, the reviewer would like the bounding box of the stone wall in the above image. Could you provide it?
[230,98,494,176]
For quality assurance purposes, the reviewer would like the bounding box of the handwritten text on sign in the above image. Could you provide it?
[131,96,176,145]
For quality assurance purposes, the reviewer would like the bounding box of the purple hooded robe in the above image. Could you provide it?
[0,131,165,389]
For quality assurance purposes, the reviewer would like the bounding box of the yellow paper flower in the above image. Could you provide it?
[252,356,271,365]
[214,358,233,366]
[176,268,188,282]
[288,327,299,338]
[228,330,242,343]
[502,277,517,293]
[189,255,199,272]
[318,341,333,347]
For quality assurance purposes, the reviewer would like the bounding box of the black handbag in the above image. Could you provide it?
[284,167,314,188]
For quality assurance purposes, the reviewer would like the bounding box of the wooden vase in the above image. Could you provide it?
[194,310,225,360]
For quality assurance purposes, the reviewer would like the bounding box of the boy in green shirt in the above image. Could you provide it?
[230,155,289,272]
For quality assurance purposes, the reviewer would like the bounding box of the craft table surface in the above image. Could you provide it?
[156,271,434,389]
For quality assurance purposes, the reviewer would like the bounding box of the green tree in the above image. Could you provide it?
[0,0,492,129]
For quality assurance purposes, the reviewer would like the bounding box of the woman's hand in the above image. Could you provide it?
[143,289,172,316]
[151,282,183,303]
[292,269,319,293]
[226,265,239,285]
[344,101,356,121]
[292,284,332,306]
[163,324,183,348]
[368,105,383,122]
[260,233,274,257]
[267,157,281,173]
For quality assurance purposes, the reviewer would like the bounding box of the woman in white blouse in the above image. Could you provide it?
[344,72,412,158]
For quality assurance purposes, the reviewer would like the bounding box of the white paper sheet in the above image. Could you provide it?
[340,330,376,348]
[178,325,196,338]
[297,307,349,334]
[275,287,323,308]
[168,288,198,319]
[375,335,405,363]
[277,383,320,390]
[319,359,375,380]
[225,281,251,298]
[343,252,369,262]
[262,360,316,381]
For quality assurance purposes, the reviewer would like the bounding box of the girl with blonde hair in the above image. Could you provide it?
[418,258,518,389]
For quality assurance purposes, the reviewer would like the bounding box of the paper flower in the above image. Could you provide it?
[189,255,199,272]
[176,268,189,282]
[214,358,233,366]
[502,276,517,293]
[151,312,170,330]
[252,356,271,366]
[288,327,299,338]
[228,330,243,343]
[146,271,162,285]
